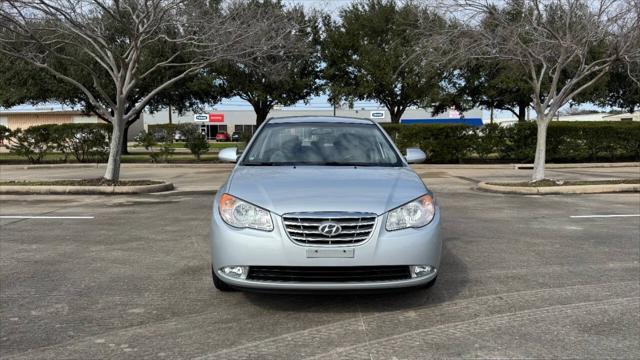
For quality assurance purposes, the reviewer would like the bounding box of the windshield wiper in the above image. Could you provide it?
[243,161,383,166]
[242,162,297,166]
[319,162,376,166]
[242,162,276,166]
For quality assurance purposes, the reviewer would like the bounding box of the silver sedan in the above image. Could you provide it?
[210,116,442,291]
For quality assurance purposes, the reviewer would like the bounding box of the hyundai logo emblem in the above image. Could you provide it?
[318,222,342,236]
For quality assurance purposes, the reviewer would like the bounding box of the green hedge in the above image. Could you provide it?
[382,121,640,163]
[3,121,638,164]
[4,123,112,164]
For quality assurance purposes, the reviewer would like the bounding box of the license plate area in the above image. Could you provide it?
[306,248,354,258]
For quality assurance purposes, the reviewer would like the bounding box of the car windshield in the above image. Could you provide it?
[241,122,403,166]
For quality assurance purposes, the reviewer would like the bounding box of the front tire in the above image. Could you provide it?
[211,265,234,292]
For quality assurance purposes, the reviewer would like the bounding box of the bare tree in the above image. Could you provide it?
[0,0,298,181]
[450,0,640,181]
[211,0,322,127]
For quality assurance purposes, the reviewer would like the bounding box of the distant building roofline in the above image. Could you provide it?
[0,109,90,116]
[602,112,638,119]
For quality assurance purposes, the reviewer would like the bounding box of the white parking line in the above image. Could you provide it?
[0,216,94,219]
[570,214,640,218]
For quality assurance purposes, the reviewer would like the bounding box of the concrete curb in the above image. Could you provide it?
[1,163,233,170]
[477,181,640,195]
[412,162,640,170]
[154,189,218,196]
[0,181,174,195]
[513,162,640,170]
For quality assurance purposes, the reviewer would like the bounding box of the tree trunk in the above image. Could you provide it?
[121,122,130,155]
[517,102,527,122]
[256,110,269,127]
[104,118,124,181]
[389,107,404,123]
[252,101,272,128]
[531,117,550,182]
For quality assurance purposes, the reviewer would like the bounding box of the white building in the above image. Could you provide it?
[0,109,144,140]
[144,107,484,140]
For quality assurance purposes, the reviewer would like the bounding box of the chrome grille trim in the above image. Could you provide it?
[282,212,377,246]
[289,236,370,242]
[283,221,376,227]
[287,228,371,235]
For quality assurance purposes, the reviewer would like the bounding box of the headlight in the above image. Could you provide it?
[219,193,273,231]
[385,194,436,231]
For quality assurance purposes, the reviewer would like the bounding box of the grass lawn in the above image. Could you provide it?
[0,153,68,164]
[0,178,161,186]
[132,142,243,149]
[488,179,640,187]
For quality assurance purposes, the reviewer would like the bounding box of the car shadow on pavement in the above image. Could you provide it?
[242,242,469,314]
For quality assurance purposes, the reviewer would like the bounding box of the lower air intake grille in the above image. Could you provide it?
[247,266,412,282]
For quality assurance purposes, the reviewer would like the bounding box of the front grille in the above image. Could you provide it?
[282,212,377,246]
[247,266,412,282]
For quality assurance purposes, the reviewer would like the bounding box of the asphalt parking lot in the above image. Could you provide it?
[1,169,639,359]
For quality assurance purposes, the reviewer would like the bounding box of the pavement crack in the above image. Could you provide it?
[308,297,640,359]
[356,297,374,360]
[450,175,481,183]
[192,282,639,360]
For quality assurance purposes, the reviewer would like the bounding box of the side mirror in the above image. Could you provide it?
[405,147,426,164]
[218,147,239,163]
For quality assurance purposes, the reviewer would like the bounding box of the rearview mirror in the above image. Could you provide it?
[405,148,426,164]
[218,147,239,163]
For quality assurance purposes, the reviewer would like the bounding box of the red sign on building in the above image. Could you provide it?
[208,113,224,123]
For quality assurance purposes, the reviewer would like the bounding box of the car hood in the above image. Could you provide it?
[227,166,428,215]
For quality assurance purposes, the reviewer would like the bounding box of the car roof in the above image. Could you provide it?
[266,116,376,125]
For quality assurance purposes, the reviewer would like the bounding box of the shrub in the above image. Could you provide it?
[471,123,504,161]
[617,124,640,160]
[544,122,640,162]
[53,124,111,163]
[176,123,201,138]
[382,121,640,163]
[0,125,11,146]
[135,130,174,163]
[8,125,58,163]
[182,124,209,160]
[147,124,180,143]
[186,133,209,160]
[383,124,474,163]
[3,121,638,164]
[154,144,175,163]
[499,122,537,162]
[237,131,253,143]
[135,130,156,149]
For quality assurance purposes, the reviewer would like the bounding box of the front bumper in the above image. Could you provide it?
[210,207,442,290]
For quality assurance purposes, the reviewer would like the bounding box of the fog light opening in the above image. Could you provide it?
[411,265,436,278]
[220,266,249,279]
